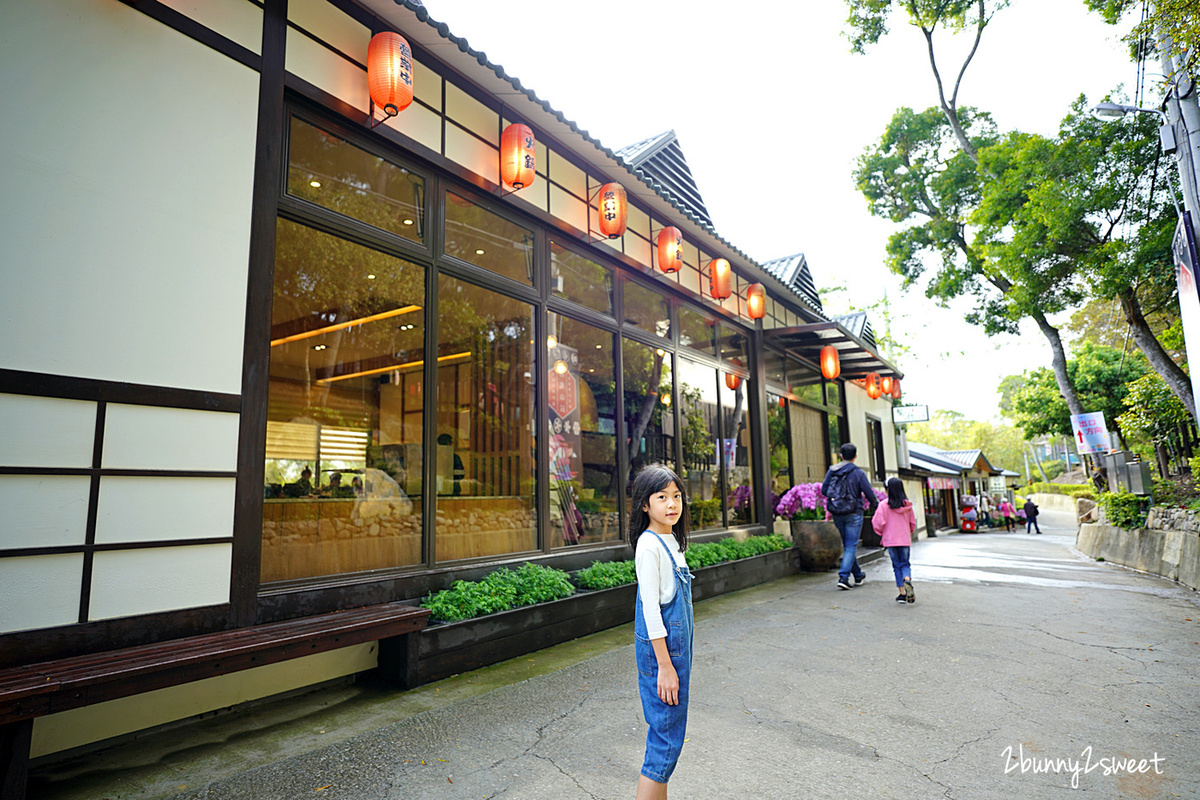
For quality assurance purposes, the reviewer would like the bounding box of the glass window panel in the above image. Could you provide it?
[825,380,841,410]
[550,240,613,315]
[623,280,671,338]
[287,117,424,242]
[547,314,620,546]
[436,277,537,561]
[444,191,535,286]
[763,348,786,389]
[767,393,791,512]
[828,412,843,459]
[719,325,748,366]
[720,372,756,525]
[789,358,823,406]
[678,358,720,530]
[264,219,426,583]
[678,305,717,357]
[623,338,675,504]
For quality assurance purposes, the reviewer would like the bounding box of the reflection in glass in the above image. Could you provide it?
[719,324,748,365]
[825,380,841,410]
[287,117,424,242]
[444,192,534,286]
[623,280,671,338]
[763,348,786,388]
[436,277,537,561]
[547,314,620,546]
[623,338,675,503]
[678,305,717,357]
[263,219,426,583]
[551,241,613,315]
[678,358,720,529]
[721,372,756,525]
[767,394,791,516]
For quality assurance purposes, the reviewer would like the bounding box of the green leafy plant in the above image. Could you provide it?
[689,498,721,529]
[575,560,637,590]
[422,563,575,622]
[1098,491,1149,530]
[683,534,790,570]
[1025,482,1095,500]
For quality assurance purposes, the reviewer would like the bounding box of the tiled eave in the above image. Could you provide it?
[764,321,902,380]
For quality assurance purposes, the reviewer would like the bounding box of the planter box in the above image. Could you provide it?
[790,519,842,571]
[415,546,797,685]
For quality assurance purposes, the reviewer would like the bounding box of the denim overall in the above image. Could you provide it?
[633,531,694,783]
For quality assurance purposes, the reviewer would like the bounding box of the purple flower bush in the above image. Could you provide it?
[775,484,888,519]
[730,484,753,513]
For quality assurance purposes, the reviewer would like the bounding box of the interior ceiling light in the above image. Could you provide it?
[317,351,471,384]
[270,304,421,347]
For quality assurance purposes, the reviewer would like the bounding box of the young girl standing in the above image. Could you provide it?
[872,477,917,604]
[629,464,692,800]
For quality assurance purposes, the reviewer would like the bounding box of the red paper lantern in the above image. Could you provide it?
[657,227,682,273]
[709,258,732,299]
[865,372,882,399]
[819,345,840,380]
[778,395,787,408]
[747,283,766,320]
[597,183,627,239]
[725,372,741,391]
[367,32,414,118]
[500,123,536,189]
[891,379,902,400]
[880,375,893,395]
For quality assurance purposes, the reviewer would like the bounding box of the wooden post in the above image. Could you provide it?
[1,720,32,800]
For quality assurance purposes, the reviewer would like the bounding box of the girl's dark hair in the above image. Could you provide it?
[886,477,908,509]
[627,464,690,552]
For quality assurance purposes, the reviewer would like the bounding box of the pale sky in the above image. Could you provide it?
[424,0,1138,421]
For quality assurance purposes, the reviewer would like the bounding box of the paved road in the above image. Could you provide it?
[35,510,1200,799]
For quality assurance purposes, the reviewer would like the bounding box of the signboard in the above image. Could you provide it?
[892,405,930,424]
[927,477,960,490]
[988,476,1007,493]
[1174,211,1200,420]
[1070,412,1110,455]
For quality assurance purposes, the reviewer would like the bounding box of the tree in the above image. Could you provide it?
[1085,0,1200,77]
[905,409,1028,479]
[1116,371,1193,475]
[1005,343,1149,440]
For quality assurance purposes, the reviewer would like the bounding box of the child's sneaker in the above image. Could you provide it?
[904,580,915,603]
[895,593,907,604]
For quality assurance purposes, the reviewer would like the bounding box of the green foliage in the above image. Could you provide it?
[421,564,575,623]
[1085,0,1200,75]
[1117,373,1191,447]
[575,560,637,590]
[844,0,1003,55]
[1041,460,1067,481]
[1005,343,1148,439]
[680,382,716,469]
[905,409,1025,478]
[1098,491,1149,529]
[1026,482,1095,500]
[683,534,791,570]
[689,498,721,529]
[1153,475,1200,508]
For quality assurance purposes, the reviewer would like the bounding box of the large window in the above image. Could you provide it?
[721,370,756,525]
[263,219,426,583]
[623,337,674,500]
[551,240,612,315]
[623,280,671,338]
[435,277,537,561]
[444,192,534,286]
[678,358,720,529]
[548,314,620,546]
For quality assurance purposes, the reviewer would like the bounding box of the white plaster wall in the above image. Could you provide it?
[95,477,237,544]
[0,394,96,468]
[102,405,240,471]
[159,0,263,54]
[844,382,900,481]
[31,642,377,758]
[0,555,84,633]
[0,1,257,394]
[0,476,91,549]
[89,544,232,621]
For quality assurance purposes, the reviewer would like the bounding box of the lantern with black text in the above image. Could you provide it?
[367,32,414,121]
[819,345,840,380]
[725,372,741,391]
[891,378,902,400]
[597,183,627,238]
[657,226,682,273]
[709,258,732,299]
[865,372,882,399]
[880,375,893,395]
[500,123,536,189]
[747,283,766,319]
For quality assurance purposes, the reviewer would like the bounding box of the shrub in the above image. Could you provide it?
[690,498,721,528]
[683,533,791,570]
[1025,482,1095,500]
[576,560,637,590]
[422,563,575,622]
[1153,476,1200,508]
[775,483,825,520]
[1098,491,1150,530]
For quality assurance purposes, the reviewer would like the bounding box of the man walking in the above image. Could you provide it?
[1023,498,1041,534]
[821,443,880,590]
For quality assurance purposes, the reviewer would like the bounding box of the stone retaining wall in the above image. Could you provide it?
[1077,506,1200,591]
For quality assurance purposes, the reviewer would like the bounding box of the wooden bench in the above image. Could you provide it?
[0,602,430,800]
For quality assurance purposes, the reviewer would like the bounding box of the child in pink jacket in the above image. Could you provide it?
[872,477,917,604]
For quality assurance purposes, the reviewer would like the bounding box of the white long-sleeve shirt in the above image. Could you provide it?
[634,531,688,640]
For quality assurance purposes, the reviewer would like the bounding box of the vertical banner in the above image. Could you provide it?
[1070,412,1110,455]
[1175,211,1200,419]
[548,343,583,543]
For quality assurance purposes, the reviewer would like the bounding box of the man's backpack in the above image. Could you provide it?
[825,467,860,515]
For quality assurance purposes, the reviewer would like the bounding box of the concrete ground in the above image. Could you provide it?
[30,509,1200,800]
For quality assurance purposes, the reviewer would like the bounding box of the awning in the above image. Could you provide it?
[764,321,901,380]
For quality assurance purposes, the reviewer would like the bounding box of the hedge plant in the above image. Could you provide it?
[422,563,575,622]
[1098,491,1150,530]
[1025,482,1095,500]
[576,559,637,590]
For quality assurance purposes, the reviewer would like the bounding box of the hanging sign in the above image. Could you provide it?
[892,405,929,424]
[1173,211,1200,419]
[1070,412,1110,455]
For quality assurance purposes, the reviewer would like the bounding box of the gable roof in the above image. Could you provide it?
[832,311,877,350]
[938,449,1001,474]
[907,442,967,473]
[615,130,713,228]
[760,253,823,315]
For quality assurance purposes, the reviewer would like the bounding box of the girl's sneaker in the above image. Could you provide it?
[895,593,907,604]
[904,580,915,604]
